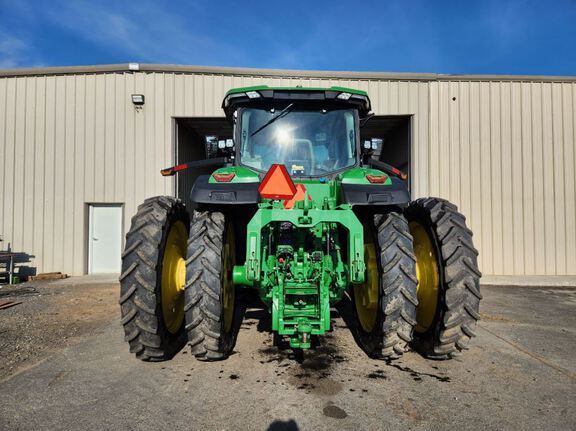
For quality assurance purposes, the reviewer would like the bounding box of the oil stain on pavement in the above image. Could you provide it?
[323,404,348,419]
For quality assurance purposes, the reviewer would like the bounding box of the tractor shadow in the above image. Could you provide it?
[334,295,371,354]
[235,287,365,359]
[165,332,189,361]
[161,288,263,361]
[335,296,454,383]
[333,295,414,362]
[231,289,451,384]
[235,287,349,373]
[235,287,270,330]
[229,287,392,364]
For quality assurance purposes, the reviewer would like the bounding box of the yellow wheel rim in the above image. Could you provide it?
[222,223,235,333]
[161,221,187,334]
[409,221,440,333]
[354,236,379,332]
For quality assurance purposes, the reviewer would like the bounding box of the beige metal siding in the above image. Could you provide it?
[0,69,575,276]
[428,80,576,275]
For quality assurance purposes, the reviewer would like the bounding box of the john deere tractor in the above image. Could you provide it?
[119,86,482,362]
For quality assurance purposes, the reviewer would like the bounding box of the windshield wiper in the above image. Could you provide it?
[250,103,294,137]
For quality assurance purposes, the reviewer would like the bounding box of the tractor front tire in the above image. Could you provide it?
[354,212,418,359]
[185,210,237,361]
[405,198,482,359]
[119,196,189,361]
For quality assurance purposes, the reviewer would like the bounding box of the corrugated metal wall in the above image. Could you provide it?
[428,81,576,275]
[0,69,574,276]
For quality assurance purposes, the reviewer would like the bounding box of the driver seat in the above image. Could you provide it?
[281,139,315,173]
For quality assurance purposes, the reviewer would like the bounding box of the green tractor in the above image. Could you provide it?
[119,86,482,361]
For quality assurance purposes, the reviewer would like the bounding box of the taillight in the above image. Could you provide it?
[160,164,188,176]
[212,172,235,182]
[390,167,408,180]
[366,174,388,183]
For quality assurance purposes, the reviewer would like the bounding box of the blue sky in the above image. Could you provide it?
[1,0,575,75]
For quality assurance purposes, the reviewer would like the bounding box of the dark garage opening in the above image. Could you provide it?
[174,114,412,209]
[174,117,233,210]
[361,115,412,188]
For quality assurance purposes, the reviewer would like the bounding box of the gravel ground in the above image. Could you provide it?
[0,279,575,430]
[0,278,118,379]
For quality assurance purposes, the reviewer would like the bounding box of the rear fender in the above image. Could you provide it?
[190,175,260,205]
[340,177,411,207]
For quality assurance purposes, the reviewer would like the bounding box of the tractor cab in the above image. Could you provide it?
[222,86,371,177]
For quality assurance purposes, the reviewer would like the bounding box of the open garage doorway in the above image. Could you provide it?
[361,115,413,190]
[174,117,233,210]
[173,114,413,209]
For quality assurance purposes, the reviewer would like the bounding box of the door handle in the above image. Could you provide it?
[93,237,99,241]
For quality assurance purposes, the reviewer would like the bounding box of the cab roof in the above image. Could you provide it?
[222,85,371,118]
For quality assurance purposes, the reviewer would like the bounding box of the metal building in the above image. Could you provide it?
[0,64,575,278]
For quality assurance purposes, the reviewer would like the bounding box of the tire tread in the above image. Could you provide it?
[357,212,418,360]
[119,196,188,361]
[185,210,233,361]
[408,197,482,359]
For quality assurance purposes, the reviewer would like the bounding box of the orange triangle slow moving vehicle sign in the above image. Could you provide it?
[283,184,311,209]
[258,164,297,200]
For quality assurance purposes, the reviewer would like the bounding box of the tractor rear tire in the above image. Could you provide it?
[185,210,237,361]
[405,198,482,359]
[119,196,189,361]
[354,212,418,359]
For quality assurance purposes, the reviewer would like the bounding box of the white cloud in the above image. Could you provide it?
[0,32,31,68]
[40,0,248,65]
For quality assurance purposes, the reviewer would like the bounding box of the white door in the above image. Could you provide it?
[89,205,123,273]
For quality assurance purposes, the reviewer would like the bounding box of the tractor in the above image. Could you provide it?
[119,86,482,362]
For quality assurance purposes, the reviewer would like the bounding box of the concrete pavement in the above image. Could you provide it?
[0,284,575,430]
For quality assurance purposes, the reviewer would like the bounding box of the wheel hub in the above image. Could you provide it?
[355,242,379,332]
[161,221,188,334]
[409,221,439,333]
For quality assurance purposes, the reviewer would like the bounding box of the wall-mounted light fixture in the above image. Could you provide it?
[131,94,145,106]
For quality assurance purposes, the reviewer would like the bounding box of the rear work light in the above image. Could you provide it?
[366,174,388,184]
[212,172,236,182]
